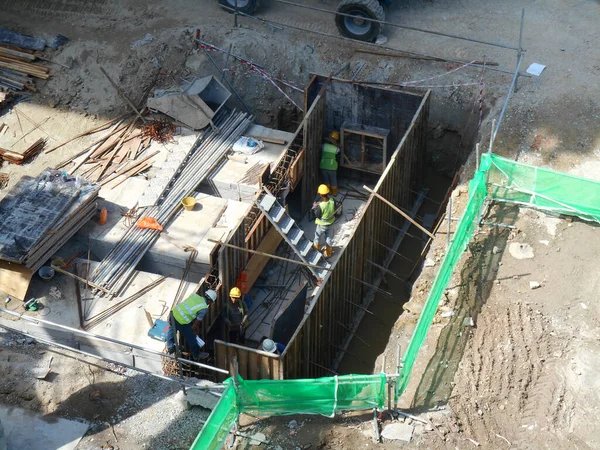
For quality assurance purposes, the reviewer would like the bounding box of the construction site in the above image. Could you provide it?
[0,0,599,449]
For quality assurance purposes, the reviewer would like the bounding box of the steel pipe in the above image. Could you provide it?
[0,322,225,394]
[0,307,229,374]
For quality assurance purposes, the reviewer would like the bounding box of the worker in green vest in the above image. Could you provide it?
[320,131,341,196]
[312,184,335,258]
[167,289,217,360]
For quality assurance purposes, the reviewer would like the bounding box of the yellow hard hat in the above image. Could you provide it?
[318,184,330,195]
[329,131,340,141]
[229,287,242,298]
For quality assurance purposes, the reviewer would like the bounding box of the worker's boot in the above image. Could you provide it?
[314,243,320,251]
[332,186,339,196]
[195,352,210,361]
[323,245,333,258]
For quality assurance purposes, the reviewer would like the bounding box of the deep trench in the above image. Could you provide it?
[337,125,474,375]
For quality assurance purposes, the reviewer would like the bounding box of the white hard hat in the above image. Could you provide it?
[205,289,217,302]
[262,339,277,353]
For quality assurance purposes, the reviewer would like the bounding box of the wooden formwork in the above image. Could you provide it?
[280,87,431,379]
[214,340,281,381]
[212,78,430,380]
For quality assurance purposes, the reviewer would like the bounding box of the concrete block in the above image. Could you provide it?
[381,422,414,442]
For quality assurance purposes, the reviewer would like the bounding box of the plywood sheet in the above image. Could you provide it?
[0,260,33,300]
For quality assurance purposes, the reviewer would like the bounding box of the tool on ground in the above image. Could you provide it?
[23,297,38,311]
[145,309,170,342]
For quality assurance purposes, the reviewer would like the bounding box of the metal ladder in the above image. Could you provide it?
[256,192,331,280]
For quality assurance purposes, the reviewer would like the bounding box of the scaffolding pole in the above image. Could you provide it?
[0,307,229,375]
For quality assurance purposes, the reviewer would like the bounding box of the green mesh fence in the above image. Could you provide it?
[190,374,386,449]
[484,154,600,222]
[397,153,600,395]
[396,155,491,395]
[190,382,237,450]
[192,154,600,449]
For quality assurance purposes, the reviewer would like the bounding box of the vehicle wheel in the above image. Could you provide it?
[336,0,385,42]
[218,0,259,15]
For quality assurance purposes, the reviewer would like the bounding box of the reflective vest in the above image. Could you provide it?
[315,198,335,226]
[320,143,338,171]
[172,294,209,325]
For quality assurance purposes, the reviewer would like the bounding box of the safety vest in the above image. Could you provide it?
[172,294,209,325]
[315,198,335,226]
[320,143,338,171]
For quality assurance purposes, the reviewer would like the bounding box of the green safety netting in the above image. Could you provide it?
[191,374,386,450]
[485,154,600,222]
[192,153,600,449]
[397,153,600,395]
[396,154,490,395]
[189,382,237,450]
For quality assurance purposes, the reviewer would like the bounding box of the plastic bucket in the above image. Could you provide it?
[181,197,196,211]
[38,266,55,280]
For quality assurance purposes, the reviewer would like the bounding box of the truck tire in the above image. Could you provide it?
[336,0,385,42]
[218,0,259,15]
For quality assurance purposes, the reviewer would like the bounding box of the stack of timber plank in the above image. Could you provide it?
[0,45,50,93]
[54,115,160,189]
[0,137,46,165]
[0,169,100,272]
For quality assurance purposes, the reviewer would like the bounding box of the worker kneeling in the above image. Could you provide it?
[312,184,335,258]
[167,289,217,360]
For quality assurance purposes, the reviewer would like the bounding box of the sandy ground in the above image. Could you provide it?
[1,0,600,448]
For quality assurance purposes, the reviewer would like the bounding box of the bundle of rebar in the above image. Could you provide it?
[141,119,176,144]
[89,110,252,296]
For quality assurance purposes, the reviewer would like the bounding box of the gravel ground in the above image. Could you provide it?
[0,330,210,450]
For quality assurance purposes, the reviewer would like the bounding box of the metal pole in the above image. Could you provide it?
[221,43,233,83]
[0,322,224,393]
[234,0,239,28]
[476,143,480,171]
[446,197,452,249]
[488,119,496,154]
[201,46,252,115]
[0,307,229,374]
[515,9,525,93]
[493,52,524,145]
[395,344,402,407]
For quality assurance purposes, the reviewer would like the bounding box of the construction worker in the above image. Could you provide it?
[167,289,217,360]
[261,337,285,355]
[224,287,249,344]
[312,184,335,258]
[320,131,340,196]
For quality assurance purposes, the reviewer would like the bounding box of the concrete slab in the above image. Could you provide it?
[381,422,414,442]
[144,193,251,276]
[0,406,88,450]
[207,125,295,202]
[79,189,251,281]
[0,261,199,374]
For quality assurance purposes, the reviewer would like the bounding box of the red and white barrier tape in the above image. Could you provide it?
[199,43,302,110]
